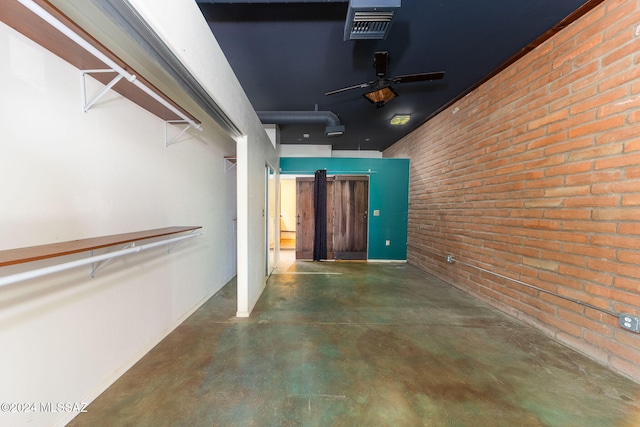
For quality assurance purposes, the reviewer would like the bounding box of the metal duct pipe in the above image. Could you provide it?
[256,111,345,137]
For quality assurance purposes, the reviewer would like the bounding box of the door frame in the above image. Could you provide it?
[265,163,277,276]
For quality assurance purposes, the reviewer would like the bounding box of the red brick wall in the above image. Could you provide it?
[385,0,640,382]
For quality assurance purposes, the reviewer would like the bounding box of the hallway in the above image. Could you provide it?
[69,255,640,426]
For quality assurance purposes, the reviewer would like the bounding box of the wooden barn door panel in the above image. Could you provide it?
[296,175,367,260]
[295,177,335,259]
[326,179,334,259]
[333,176,368,260]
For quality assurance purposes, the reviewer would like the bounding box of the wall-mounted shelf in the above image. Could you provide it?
[0,226,203,287]
[1,0,201,139]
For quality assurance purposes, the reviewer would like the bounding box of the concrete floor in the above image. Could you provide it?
[69,252,640,426]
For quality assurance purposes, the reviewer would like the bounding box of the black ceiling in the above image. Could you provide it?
[197,0,590,151]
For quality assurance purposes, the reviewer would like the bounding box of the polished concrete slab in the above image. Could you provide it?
[69,252,640,426]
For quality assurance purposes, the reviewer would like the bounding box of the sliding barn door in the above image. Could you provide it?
[332,176,368,260]
[295,177,334,259]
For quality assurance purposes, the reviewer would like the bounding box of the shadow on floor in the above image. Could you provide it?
[69,260,640,427]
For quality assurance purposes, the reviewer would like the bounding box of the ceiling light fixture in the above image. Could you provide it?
[363,85,397,108]
[390,114,411,125]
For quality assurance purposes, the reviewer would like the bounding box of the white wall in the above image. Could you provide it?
[332,150,382,158]
[279,144,332,158]
[0,1,261,424]
[116,0,278,317]
[278,145,382,159]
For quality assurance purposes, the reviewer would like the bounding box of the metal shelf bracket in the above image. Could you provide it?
[81,69,133,113]
[90,242,134,278]
[224,156,237,173]
[165,120,194,147]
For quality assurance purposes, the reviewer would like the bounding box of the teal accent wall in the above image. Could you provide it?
[280,157,409,260]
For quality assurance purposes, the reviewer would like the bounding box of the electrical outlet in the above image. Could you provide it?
[619,314,640,333]
[385,240,390,246]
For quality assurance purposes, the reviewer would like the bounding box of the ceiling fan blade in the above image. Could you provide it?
[374,51,389,77]
[325,82,372,96]
[393,71,445,84]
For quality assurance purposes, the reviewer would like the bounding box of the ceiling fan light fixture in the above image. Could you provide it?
[390,114,411,125]
[363,85,397,107]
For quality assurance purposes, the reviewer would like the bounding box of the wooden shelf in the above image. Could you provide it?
[0,0,200,124]
[0,226,202,268]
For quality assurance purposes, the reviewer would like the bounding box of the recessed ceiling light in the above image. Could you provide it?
[390,114,410,125]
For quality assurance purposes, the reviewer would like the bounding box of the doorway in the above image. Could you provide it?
[294,175,369,260]
[266,165,276,276]
[280,178,297,250]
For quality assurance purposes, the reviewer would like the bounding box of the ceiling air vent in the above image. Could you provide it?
[344,0,401,41]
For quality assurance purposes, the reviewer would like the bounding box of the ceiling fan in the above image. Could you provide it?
[325,51,445,108]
